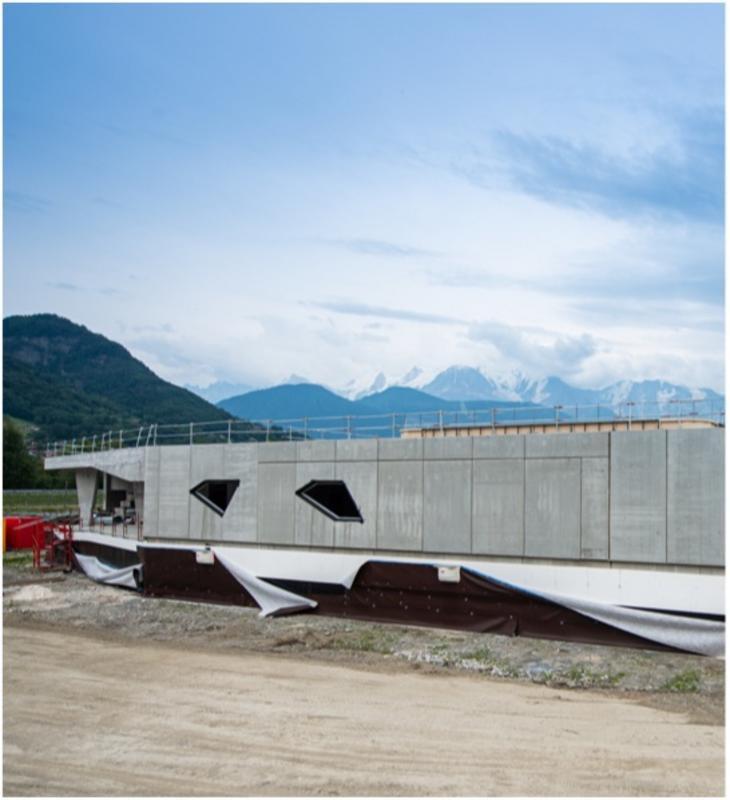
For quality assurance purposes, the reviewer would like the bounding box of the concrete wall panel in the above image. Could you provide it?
[667,429,724,566]
[525,458,581,558]
[473,436,525,460]
[472,460,524,556]
[188,445,226,542]
[257,462,296,545]
[423,460,472,553]
[377,461,423,550]
[222,444,258,543]
[580,458,609,559]
[424,437,473,461]
[378,438,423,461]
[156,446,191,539]
[334,461,378,549]
[336,439,378,462]
[610,431,667,563]
[526,433,608,459]
[296,440,336,462]
[142,447,160,535]
[257,441,297,462]
[294,461,335,547]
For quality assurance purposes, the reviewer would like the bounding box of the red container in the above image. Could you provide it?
[5,516,45,550]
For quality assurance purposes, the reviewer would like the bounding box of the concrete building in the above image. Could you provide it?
[45,427,725,655]
[48,427,724,569]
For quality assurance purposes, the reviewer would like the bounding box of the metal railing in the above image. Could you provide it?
[43,397,725,457]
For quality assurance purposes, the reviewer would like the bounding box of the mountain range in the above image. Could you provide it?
[218,384,540,436]
[5,314,723,444]
[333,365,724,407]
[208,364,724,420]
[218,383,540,420]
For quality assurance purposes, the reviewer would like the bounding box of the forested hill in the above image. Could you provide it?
[4,314,229,441]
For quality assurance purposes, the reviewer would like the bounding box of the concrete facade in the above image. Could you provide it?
[46,428,725,567]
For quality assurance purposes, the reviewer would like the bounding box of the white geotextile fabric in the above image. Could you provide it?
[74,552,140,590]
[559,595,725,658]
[213,549,317,617]
[465,568,725,658]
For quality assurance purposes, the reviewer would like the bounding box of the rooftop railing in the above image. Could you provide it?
[43,397,725,458]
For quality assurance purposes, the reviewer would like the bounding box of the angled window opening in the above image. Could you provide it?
[296,479,363,523]
[190,479,240,517]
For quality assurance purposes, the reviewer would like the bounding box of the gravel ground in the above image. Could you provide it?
[3,555,724,726]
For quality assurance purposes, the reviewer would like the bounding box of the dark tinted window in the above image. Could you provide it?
[190,480,240,516]
[296,479,363,523]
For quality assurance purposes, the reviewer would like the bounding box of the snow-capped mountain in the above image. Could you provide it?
[337,366,439,400]
[421,365,502,402]
[334,365,723,410]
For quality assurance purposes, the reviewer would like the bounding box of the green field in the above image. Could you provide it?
[3,490,78,515]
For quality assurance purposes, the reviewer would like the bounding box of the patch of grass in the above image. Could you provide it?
[532,669,554,684]
[3,490,78,514]
[561,664,626,689]
[332,628,399,654]
[461,645,493,663]
[3,551,34,567]
[459,645,519,678]
[661,669,701,693]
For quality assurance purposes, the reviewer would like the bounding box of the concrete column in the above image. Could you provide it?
[133,481,145,527]
[75,468,97,527]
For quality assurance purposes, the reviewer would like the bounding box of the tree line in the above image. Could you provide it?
[3,418,73,490]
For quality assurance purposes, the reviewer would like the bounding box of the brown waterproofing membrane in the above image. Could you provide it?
[133,546,677,653]
[140,546,259,608]
[72,540,141,569]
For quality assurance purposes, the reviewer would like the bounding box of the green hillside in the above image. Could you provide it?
[4,314,230,442]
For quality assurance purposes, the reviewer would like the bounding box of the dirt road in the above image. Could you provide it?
[4,624,723,796]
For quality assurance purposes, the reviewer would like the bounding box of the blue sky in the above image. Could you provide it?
[4,3,725,393]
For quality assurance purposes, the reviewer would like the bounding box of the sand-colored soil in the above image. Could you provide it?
[4,624,724,797]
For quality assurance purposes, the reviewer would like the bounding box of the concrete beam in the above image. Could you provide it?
[46,448,144,482]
